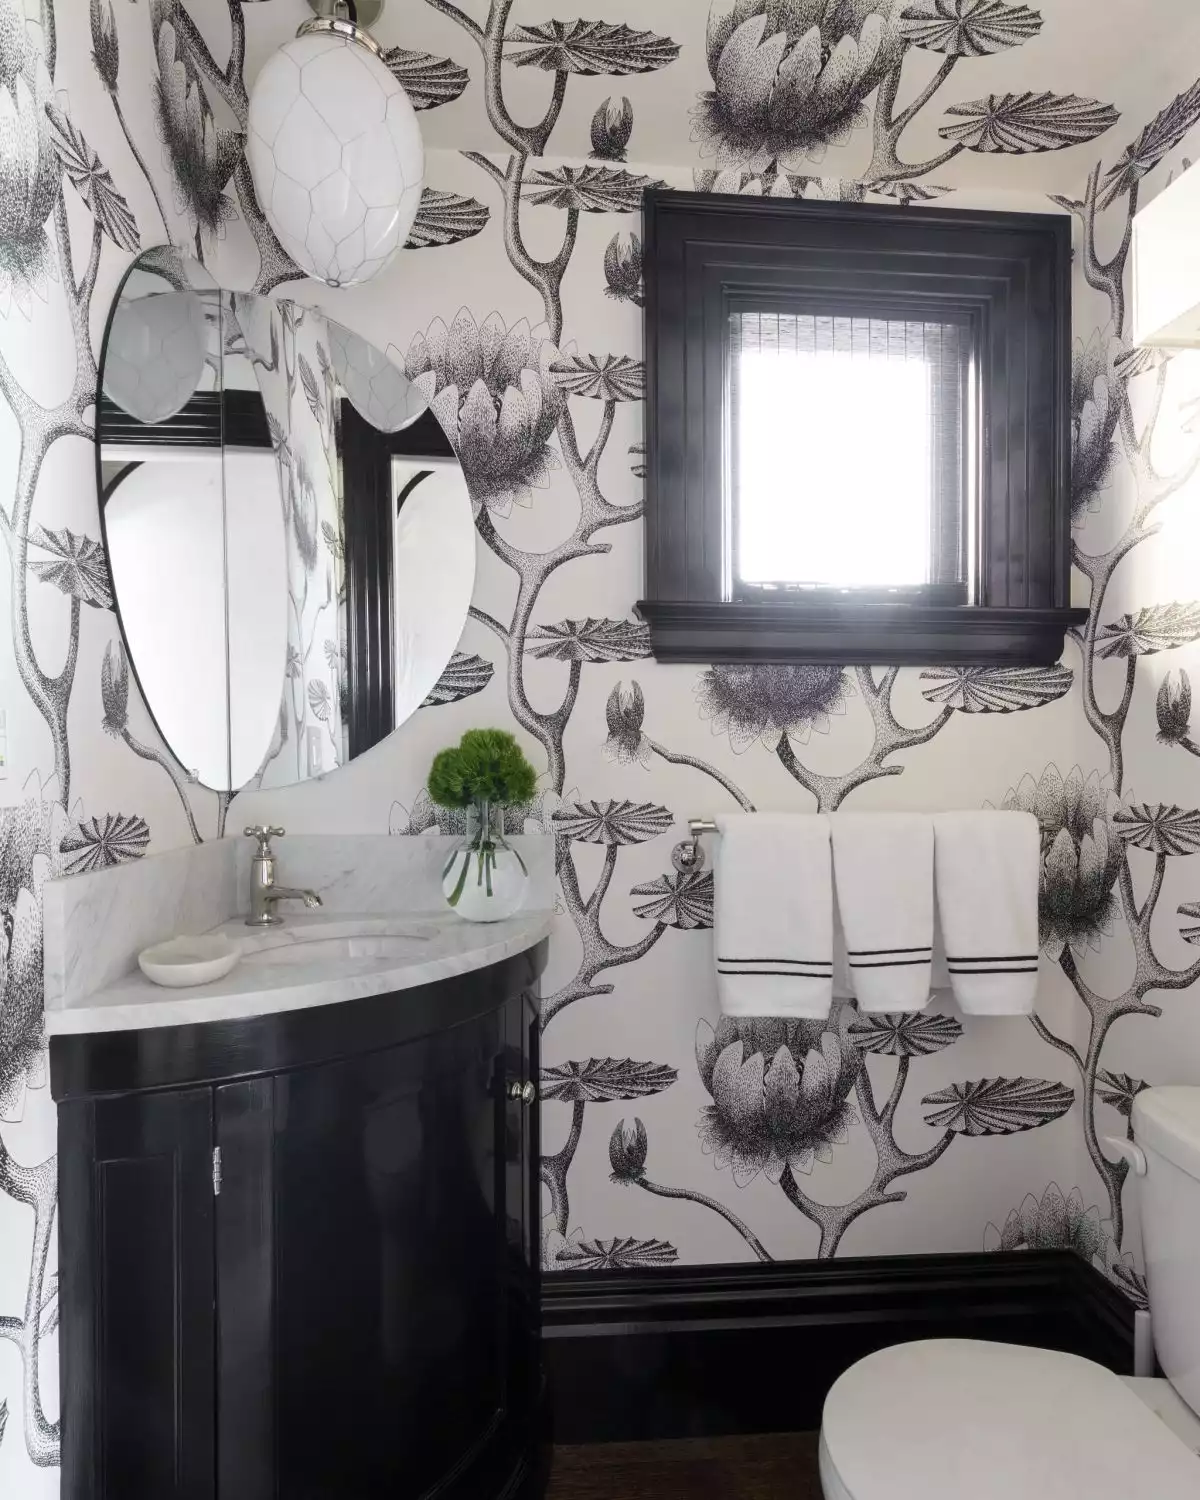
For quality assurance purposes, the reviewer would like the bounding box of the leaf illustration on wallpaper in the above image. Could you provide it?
[45,104,140,252]
[921,1078,1075,1135]
[523,164,666,212]
[1148,632,1199,730]
[381,46,470,109]
[1070,326,1122,521]
[849,1012,964,1057]
[1113,802,1200,856]
[603,232,644,305]
[1100,77,1200,207]
[306,680,331,724]
[899,0,1045,57]
[938,92,1121,153]
[1005,765,1122,961]
[870,179,953,202]
[1176,902,1200,947]
[1095,602,1200,658]
[151,0,242,248]
[1096,1071,1148,1119]
[919,665,1073,713]
[552,1234,678,1271]
[60,814,151,874]
[528,619,651,664]
[541,1059,678,1103]
[553,799,674,846]
[27,528,113,611]
[405,310,563,515]
[90,0,119,92]
[507,20,681,76]
[551,353,645,401]
[693,2,906,172]
[696,1014,862,1186]
[631,870,715,931]
[405,189,490,249]
[590,97,634,162]
[628,442,647,479]
[696,665,853,752]
[298,354,322,423]
[0,2,58,318]
[421,652,494,707]
[605,682,651,766]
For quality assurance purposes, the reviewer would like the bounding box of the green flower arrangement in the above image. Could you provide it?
[428,730,538,916]
[427,728,538,810]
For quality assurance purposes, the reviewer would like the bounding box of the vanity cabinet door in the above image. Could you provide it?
[217,1008,514,1500]
[58,1087,216,1500]
[505,989,542,1404]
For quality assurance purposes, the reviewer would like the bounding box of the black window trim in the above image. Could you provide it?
[637,189,1087,666]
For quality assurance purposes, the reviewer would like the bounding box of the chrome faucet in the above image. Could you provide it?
[244,826,324,927]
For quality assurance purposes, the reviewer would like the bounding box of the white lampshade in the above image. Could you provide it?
[247,27,424,288]
[328,321,426,432]
[103,289,208,425]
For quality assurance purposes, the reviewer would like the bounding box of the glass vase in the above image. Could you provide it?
[441,798,529,923]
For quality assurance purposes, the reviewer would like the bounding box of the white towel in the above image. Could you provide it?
[831,813,934,1014]
[933,811,1041,1015]
[714,813,833,1018]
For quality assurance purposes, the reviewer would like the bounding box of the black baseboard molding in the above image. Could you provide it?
[542,1251,1137,1444]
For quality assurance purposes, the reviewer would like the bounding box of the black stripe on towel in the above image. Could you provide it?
[717,967,834,979]
[848,958,933,969]
[946,954,1038,964]
[717,957,833,970]
[947,965,1039,975]
[846,946,932,957]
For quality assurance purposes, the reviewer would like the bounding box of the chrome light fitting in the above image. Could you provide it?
[247,0,425,288]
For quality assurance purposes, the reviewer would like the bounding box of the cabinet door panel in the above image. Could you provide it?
[268,1014,507,1498]
[215,1077,275,1500]
[59,1087,215,1500]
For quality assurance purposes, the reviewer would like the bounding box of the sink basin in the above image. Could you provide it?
[242,933,433,967]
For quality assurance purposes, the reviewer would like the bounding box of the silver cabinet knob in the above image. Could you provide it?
[508,1081,537,1106]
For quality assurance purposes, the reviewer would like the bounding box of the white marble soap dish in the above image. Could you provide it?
[139,934,241,989]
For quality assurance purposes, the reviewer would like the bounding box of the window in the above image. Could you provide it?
[729,309,973,603]
[639,192,1084,666]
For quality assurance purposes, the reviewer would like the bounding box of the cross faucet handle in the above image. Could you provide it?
[245,825,286,856]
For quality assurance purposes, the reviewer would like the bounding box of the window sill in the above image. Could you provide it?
[635,601,1089,667]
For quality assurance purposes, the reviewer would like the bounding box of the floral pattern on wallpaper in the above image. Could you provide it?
[4,0,1200,1482]
[233,294,345,785]
[0,0,482,1479]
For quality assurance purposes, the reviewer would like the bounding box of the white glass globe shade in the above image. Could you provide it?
[247,31,425,288]
[328,322,426,433]
[103,290,208,425]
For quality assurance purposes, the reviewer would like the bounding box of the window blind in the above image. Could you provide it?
[728,310,972,596]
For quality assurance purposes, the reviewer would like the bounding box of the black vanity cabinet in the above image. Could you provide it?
[50,943,548,1500]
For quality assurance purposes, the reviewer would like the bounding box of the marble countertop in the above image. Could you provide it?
[44,909,555,1036]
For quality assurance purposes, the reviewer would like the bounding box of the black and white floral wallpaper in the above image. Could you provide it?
[4,1,1200,1488]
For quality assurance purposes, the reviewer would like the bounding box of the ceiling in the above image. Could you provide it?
[233,1,1200,192]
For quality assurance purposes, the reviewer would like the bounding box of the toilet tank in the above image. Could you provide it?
[1132,1086,1200,1415]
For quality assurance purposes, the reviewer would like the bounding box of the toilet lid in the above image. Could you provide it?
[821,1340,1200,1500]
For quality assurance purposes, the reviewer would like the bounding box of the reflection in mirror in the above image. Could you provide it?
[97,247,476,794]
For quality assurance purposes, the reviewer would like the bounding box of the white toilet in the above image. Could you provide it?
[818,1086,1200,1499]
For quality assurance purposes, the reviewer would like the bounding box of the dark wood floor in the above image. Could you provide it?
[546,1433,823,1499]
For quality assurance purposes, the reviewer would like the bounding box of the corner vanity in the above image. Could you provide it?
[43,836,553,1500]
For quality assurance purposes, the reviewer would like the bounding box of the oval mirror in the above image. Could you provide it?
[97,247,475,793]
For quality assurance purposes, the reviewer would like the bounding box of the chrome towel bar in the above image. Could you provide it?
[673,818,720,873]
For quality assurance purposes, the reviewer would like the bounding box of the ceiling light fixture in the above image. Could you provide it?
[247,0,424,288]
